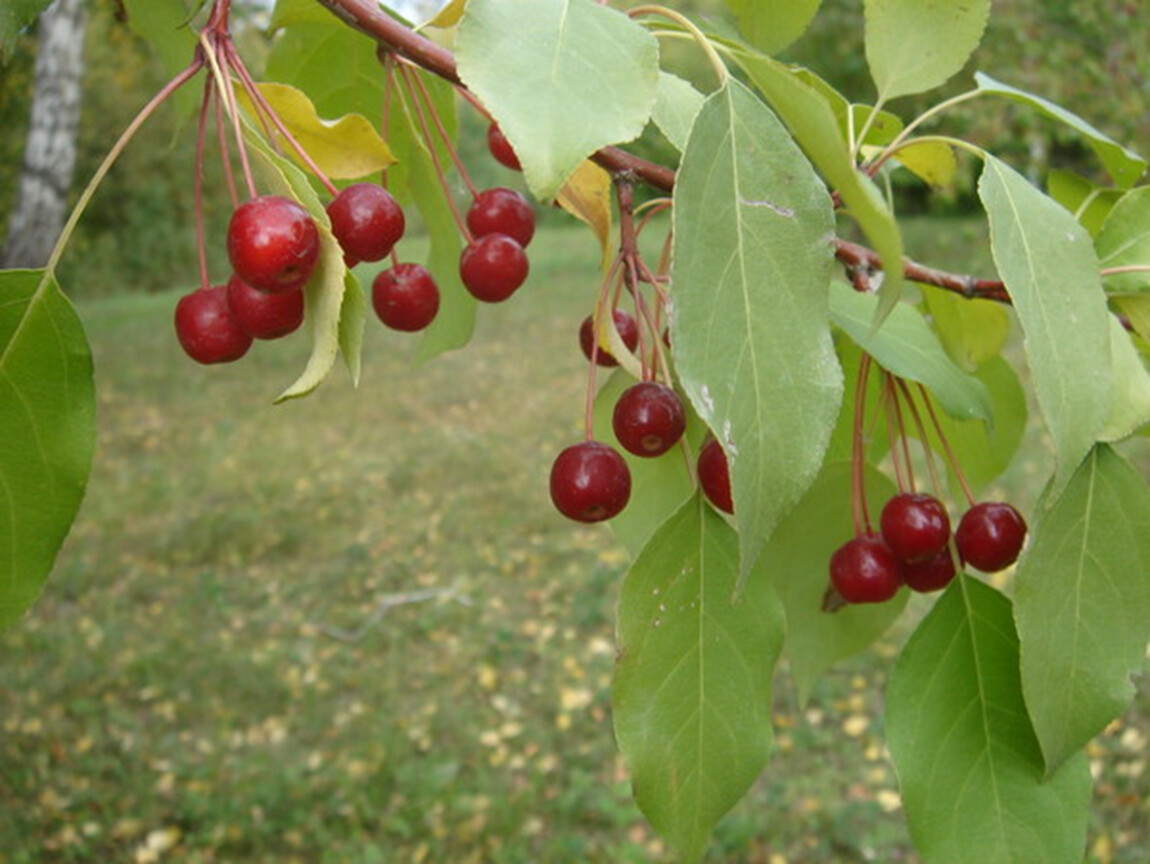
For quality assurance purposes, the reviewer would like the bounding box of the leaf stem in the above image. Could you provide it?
[45,60,203,276]
[629,5,727,86]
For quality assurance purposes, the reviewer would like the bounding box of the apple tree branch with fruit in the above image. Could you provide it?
[2,0,1149,861]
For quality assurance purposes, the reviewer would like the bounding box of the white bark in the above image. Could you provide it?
[2,0,88,269]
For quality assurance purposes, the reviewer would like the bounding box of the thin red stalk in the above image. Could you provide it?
[882,376,908,494]
[223,43,339,197]
[396,64,472,241]
[193,75,214,291]
[911,381,976,506]
[584,255,626,438]
[409,69,478,199]
[887,375,917,492]
[381,52,395,189]
[212,83,239,207]
[215,51,258,199]
[851,354,874,535]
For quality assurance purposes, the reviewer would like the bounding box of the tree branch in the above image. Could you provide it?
[311,0,1009,304]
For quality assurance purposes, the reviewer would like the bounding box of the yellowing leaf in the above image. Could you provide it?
[424,0,467,29]
[236,82,395,181]
[556,160,614,268]
[895,140,957,188]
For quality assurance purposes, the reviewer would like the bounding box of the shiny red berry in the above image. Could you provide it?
[549,441,632,523]
[613,382,686,457]
[460,233,529,302]
[225,274,304,340]
[955,501,1027,572]
[226,195,320,293]
[175,285,252,364]
[902,546,959,593]
[829,535,903,604]
[487,122,521,171]
[466,187,535,248]
[579,310,639,367]
[372,263,440,332]
[697,438,733,514]
[327,182,405,263]
[880,492,951,563]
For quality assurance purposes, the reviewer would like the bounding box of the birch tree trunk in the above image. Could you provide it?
[1,0,88,269]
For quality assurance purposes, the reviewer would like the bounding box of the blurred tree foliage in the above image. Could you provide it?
[1,0,1146,296]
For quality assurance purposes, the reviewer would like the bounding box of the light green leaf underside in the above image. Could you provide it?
[735,52,906,324]
[0,270,95,629]
[652,71,705,153]
[975,73,1147,189]
[865,0,990,101]
[723,0,821,55]
[829,282,992,422]
[671,79,841,577]
[1014,445,1150,774]
[456,0,659,201]
[762,462,905,703]
[979,155,1112,492]
[887,577,1093,864]
[1097,185,1150,294]
[614,496,785,863]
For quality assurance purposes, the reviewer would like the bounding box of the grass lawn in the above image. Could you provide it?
[1,220,1146,862]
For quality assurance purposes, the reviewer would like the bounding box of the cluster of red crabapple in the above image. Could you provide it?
[171,4,538,366]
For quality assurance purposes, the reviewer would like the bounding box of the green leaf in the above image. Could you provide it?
[671,79,841,576]
[865,0,989,102]
[887,577,1093,864]
[1098,317,1150,440]
[652,71,705,153]
[735,52,906,323]
[921,286,1010,373]
[0,270,95,629]
[924,356,1028,497]
[1097,185,1150,294]
[1046,169,1122,238]
[0,0,52,60]
[829,282,992,422]
[975,73,1147,189]
[762,462,905,703]
[592,372,704,559]
[337,271,366,389]
[270,0,331,28]
[724,0,821,55]
[614,496,785,863]
[456,0,659,201]
[1015,445,1150,773]
[979,155,1112,490]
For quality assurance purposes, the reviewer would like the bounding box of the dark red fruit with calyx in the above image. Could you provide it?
[327,182,405,263]
[880,492,951,563]
[460,233,529,302]
[487,122,521,171]
[955,501,1027,572]
[466,187,535,248]
[175,285,253,364]
[613,381,686,457]
[549,440,631,523]
[697,438,733,514]
[902,546,959,593]
[829,534,903,604]
[579,310,639,367]
[227,195,320,293]
[226,274,304,340]
[372,263,440,332]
